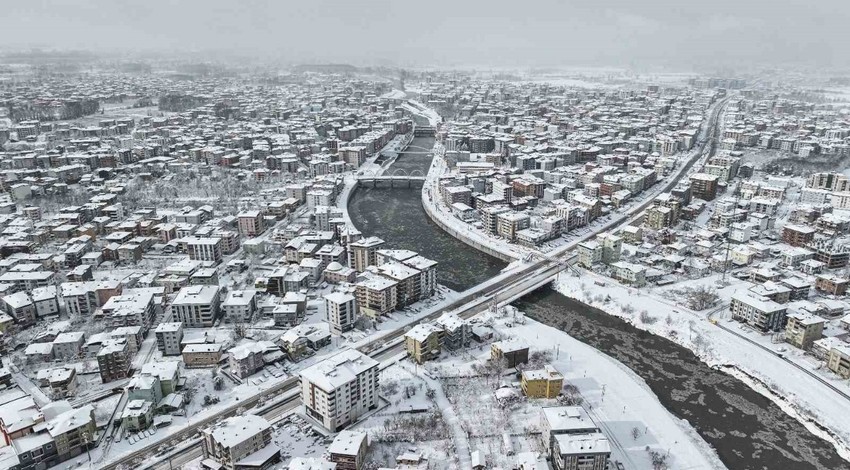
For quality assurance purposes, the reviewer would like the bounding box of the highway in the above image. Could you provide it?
[103,95,729,470]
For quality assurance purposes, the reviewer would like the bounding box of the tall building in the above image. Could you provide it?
[299,350,379,432]
[596,233,622,264]
[237,210,265,237]
[348,237,385,272]
[187,237,223,263]
[325,292,357,335]
[154,322,183,356]
[172,285,221,328]
[355,274,398,318]
[96,338,131,383]
[689,173,720,201]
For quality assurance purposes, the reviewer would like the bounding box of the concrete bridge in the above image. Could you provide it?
[356,175,426,188]
[414,126,436,137]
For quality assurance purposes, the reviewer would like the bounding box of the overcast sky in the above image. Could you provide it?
[2,0,848,69]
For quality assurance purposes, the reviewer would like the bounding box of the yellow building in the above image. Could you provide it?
[828,344,850,379]
[521,364,564,398]
[785,312,824,350]
[404,323,442,364]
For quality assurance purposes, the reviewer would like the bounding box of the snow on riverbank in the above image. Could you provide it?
[554,269,850,462]
[403,99,442,126]
[485,307,727,470]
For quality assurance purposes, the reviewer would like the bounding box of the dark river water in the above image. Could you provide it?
[346,118,850,470]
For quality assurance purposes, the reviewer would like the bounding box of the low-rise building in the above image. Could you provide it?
[404,323,443,364]
[827,344,850,379]
[730,292,787,332]
[521,365,564,398]
[328,430,368,470]
[182,343,223,368]
[785,312,824,350]
[491,340,530,368]
[201,415,279,470]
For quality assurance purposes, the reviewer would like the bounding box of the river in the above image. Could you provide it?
[346,119,850,469]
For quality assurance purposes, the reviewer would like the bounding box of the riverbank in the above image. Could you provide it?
[403,104,729,469]
[335,130,414,225]
[488,306,727,470]
[553,269,850,463]
[421,151,521,262]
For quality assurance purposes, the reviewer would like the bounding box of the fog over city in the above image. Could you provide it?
[2,0,849,69]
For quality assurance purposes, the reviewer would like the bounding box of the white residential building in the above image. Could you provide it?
[299,349,379,432]
[172,285,221,328]
[325,292,357,335]
[201,415,279,470]
[222,290,257,323]
[154,322,184,356]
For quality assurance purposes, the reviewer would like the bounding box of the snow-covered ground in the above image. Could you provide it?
[350,307,726,470]
[555,269,850,461]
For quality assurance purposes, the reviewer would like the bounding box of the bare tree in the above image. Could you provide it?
[677,285,720,311]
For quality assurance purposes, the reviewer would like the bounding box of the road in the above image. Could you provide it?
[707,308,850,402]
[103,96,729,470]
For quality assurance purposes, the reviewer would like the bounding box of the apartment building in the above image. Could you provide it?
[815,274,849,296]
[730,292,787,332]
[325,292,357,335]
[540,406,600,453]
[299,350,379,432]
[521,365,564,398]
[100,289,155,333]
[496,211,531,241]
[4,402,96,470]
[644,205,674,229]
[552,433,611,470]
[228,342,268,379]
[404,323,443,364]
[781,224,816,247]
[222,290,257,323]
[328,430,368,470]
[96,338,131,384]
[237,210,265,237]
[375,262,421,307]
[187,237,223,264]
[348,237,385,272]
[201,415,279,470]
[172,285,221,327]
[182,343,223,368]
[689,173,719,201]
[785,312,824,350]
[828,344,850,379]
[596,232,622,264]
[577,241,602,268]
[491,340,530,368]
[355,274,397,318]
[154,322,183,356]
[610,262,647,287]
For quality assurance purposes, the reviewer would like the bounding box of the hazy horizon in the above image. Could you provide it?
[2,0,849,70]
